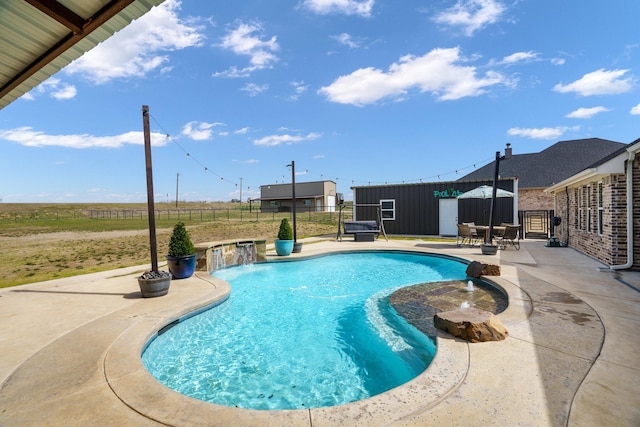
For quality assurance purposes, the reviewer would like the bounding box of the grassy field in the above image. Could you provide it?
[0,203,340,288]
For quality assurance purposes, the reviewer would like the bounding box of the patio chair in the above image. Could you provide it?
[463,222,480,239]
[497,225,520,250]
[457,223,481,247]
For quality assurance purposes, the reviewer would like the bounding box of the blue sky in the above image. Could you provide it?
[1,0,638,203]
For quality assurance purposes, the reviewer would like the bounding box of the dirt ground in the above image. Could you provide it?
[1,221,337,288]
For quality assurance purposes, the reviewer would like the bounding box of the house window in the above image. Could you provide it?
[577,188,583,230]
[303,199,311,206]
[380,199,395,220]
[597,182,603,235]
[574,188,579,229]
[587,185,592,232]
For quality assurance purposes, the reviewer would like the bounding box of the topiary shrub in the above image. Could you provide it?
[167,222,195,257]
[277,218,293,240]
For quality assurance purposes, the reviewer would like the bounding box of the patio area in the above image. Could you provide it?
[0,238,638,426]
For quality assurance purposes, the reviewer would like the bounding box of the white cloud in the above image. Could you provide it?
[565,106,610,119]
[551,58,565,66]
[234,127,250,134]
[499,51,539,65]
[253,132,321,147]
[553,69,634,96]
[331,33,362,48]
[24,77,77,101]
[241,82,269,96]
[318,47,508,106]
[289,81,309,100]
[0,127,168,148]
[50,83,77,100]
[65,0,204,84]
[303,0,374,17]
[507,126,579,140]
[631,103,640,115]
[181,121,220,140]
[433,0,506,36]
[215,21,279,77]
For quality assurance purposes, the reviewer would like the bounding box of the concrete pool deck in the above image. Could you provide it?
[0,238,639,426]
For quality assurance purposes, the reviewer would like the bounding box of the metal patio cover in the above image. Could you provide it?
[457,185,514,199]
[0,0,165,110]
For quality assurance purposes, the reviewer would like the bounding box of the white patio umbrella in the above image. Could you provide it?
[457,185,514,199]
[457,185,514,227]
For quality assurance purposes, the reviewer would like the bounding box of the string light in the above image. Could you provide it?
[150,112,492,195]
[346,157,493,186]
[149,113,253,195]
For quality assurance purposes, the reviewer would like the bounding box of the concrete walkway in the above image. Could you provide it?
[0,238,638,426]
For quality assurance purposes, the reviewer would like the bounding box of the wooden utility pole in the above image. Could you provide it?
[175,173,179,208]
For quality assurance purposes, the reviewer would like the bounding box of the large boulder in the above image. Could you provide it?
[434,307,508,342]
[465,261,500,277]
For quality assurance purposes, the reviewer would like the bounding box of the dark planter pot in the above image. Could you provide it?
[166,254,197,279]
[274,239,294,256]
[293,242,303,253]
[481,244,498,255]
[137,272,171,298]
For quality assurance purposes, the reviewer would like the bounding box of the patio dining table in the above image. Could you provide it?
[470,225,506,242]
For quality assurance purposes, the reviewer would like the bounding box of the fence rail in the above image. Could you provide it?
[0,206,350,224]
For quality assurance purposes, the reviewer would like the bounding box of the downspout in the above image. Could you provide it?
[610,151,635,270]
[564,187,570,247]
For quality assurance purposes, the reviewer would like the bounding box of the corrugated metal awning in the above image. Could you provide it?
[0,0,165,109]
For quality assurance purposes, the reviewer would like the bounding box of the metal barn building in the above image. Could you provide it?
[351,178,518,237]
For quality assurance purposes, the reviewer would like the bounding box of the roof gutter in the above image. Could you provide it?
[545,169,598,194]
[609,150,635,270]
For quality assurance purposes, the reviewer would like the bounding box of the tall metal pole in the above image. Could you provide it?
[142,105,158,273]
[487,143,512,244]
[487,151,501,244]
[175,173,179,208]
[290,161,297,243]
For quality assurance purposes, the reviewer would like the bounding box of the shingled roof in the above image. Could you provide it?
[458,138,626,188]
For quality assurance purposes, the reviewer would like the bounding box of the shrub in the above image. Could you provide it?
[167,222,195,257]
[277,218,293,240]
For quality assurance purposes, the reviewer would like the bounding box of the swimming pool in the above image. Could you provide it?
[142,251,468,410]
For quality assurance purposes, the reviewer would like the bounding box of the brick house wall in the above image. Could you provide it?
[552,157,640,269]
[518,188,554,211]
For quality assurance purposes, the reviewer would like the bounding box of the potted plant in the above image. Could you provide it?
[274,218,294,256]
[166,222,197,279]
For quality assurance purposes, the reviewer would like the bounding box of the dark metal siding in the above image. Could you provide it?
[353,179,515,235]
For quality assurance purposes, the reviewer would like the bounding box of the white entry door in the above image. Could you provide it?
[439,199,458,236]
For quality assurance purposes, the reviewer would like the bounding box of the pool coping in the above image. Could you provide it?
[105,247,531,426]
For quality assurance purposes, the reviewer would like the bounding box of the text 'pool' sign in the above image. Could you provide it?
[433,188,463,198]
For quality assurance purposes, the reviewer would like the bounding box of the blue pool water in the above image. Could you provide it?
[142,251,468,410]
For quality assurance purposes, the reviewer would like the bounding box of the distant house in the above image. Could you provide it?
[545,138,640,269]
[259,180,338,212]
